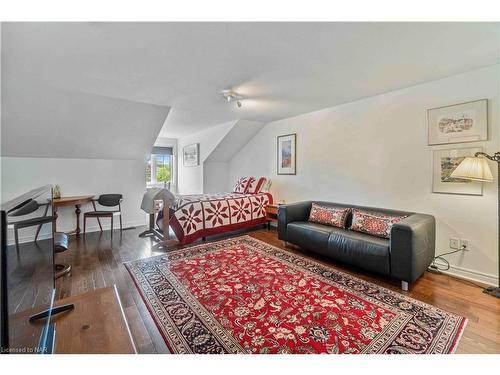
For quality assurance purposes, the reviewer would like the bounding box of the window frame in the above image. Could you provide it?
[147,153,175,188]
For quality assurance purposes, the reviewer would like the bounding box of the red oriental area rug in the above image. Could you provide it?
[125,236,467,354]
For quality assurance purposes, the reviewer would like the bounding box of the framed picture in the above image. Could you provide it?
[183,143,199,167]
[432,147,483,196]
[427,99,488,145]
[277,133,296,175]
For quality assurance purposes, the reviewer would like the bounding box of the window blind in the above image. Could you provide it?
[151,146,173,155]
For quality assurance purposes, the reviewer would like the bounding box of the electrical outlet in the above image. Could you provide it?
[460,239,470,251]
[450,238,459,250]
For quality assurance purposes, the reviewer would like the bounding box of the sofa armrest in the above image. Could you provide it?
[390,214,436,283]
[277,201,312,241]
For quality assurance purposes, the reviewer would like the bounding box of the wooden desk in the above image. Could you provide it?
[53,195,94,237]
[53,286,136,354]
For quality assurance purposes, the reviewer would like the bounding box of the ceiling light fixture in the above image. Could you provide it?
[221,90,243,108]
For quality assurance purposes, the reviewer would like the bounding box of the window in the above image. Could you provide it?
[147,147,173,187]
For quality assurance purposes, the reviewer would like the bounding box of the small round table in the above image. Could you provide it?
[53,195,94,237]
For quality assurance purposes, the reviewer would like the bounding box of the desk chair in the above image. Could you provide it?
[83,194,123,237]
[8,198,72,277]
[8,199,52,254]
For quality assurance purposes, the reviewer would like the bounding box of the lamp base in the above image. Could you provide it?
[483,286,500,298]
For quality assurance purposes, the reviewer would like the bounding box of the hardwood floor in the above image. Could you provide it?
[54,226,500,354]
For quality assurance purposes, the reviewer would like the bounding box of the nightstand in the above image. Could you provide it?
[265,204,279,230]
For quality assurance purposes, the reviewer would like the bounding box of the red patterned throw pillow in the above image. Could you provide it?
[350,209,407,238]
[308,203,350,228]
[233,177,254,193]
[246,177,267,194]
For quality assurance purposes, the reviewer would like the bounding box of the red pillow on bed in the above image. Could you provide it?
[246,177,267,194]
[233,177,254,193]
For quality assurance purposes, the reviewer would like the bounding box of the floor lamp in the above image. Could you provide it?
[451,151,500,298]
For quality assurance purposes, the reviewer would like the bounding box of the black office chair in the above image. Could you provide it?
[83,194,123,237]
[8,198,71,277]
[8,199,52,254]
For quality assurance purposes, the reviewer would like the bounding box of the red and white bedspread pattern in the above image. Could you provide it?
[163,192,273,244]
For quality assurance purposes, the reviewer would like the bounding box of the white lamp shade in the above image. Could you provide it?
[450,156,493,182]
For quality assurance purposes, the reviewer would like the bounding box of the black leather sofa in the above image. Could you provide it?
[278,201,435,290]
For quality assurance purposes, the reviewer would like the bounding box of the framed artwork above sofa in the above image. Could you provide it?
[432,147,483,196]
[427,99,488,145]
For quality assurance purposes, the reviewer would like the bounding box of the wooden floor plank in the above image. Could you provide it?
[53,226,499,354]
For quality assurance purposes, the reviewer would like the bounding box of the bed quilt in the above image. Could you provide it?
[158,192,273,244]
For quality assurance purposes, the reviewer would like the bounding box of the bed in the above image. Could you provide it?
[157,177,273,245]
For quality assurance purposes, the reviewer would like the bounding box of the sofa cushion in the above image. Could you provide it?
[350,209,407,238]
[327,228,390,275]
[308,203,350,228]
[286,221,336,258]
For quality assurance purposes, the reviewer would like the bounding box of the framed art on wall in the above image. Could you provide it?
[183,143,199,167]
[432,147,483,196]
[277,133,296,175]
[427,99,488,145]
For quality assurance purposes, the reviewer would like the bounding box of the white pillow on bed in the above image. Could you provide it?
[260,179,272,193]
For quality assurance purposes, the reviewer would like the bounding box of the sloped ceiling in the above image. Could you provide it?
[205,120,265,163]
[1,81,170,159]
[2,22,499,140]
[1,24,170,160]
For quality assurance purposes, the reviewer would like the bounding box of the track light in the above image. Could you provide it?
[221,90,243,108]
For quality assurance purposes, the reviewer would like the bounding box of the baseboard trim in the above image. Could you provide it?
[7,219,147,245]
[441,264,498,287]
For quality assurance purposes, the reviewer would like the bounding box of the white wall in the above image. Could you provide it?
[1,157,148,241]
[229,65,500,286]
[202,120,265,193]
[204,162,230,193]
[205,120,265,162]
[177,121,235,194]
[177,120,265,194]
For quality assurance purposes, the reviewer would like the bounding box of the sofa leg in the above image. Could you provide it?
[282,241,287,247]
[401,281,409,291]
